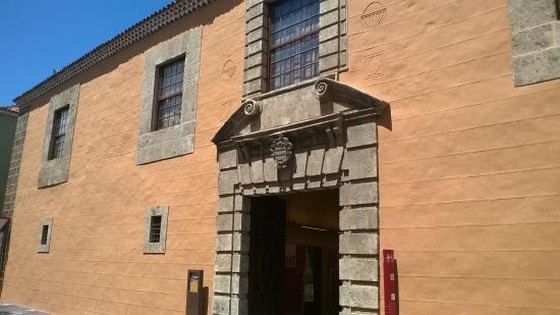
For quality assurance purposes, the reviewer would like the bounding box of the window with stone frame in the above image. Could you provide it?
[154,57,185,130]
[48,106,69,160]
[143,206,169,254]
[137,28,202,165]
[37,218,53,253]
[38,84,80,188]
[269,0,320,90]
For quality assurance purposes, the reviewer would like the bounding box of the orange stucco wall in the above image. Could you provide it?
[340,0,560,314]
[3,0,560,314]
[2,1,245,314]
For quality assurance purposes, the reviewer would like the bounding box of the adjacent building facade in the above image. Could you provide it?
[0,106,18,211]
[2,0,560,314]
[0,105,18,294]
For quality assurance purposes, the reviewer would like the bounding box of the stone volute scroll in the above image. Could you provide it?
[242,99,261,117]
[314,78,331,101]
[314,77,389,113]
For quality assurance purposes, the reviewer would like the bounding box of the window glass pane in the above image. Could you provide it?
[41,225,49,245]
[270,0,319,90]
[156,58,184,129]
[49,106,69,160]
[149,215,162,243]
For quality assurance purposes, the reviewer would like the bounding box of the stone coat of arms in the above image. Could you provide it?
[270,134,293,168]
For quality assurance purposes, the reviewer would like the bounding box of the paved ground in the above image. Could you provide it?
[0,302,46,315]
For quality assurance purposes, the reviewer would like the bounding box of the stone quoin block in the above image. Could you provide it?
[346,122,377,148]
[215,254,232,272]
[339,181,378,206]
[214,275,231,294]
[213,295,230,315]
[339,257,379,282]
[216,234,233,252]
[219,169,239,195]
[339,233,378,255]
[219,149,238,170]
[342,146,377,180]
[340,207,378,230]
[340,283,379,309]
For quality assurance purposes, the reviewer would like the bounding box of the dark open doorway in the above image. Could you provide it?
[248,190,340,315]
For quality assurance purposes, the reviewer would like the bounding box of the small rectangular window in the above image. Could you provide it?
[40,225,49,245]
[155,58,185,130]
[49,106,69,160]
[37,218,53,253]
[149,215,163,243]
[269,0,320,90]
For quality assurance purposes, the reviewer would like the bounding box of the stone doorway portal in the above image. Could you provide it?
[212,78,387,315]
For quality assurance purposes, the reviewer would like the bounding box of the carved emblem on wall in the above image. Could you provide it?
[364,52,384,78]
[220,99,234,122]
[221,60,237,81]
[361,2,387,28]
[270,134,293,169]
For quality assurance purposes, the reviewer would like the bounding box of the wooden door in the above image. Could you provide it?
[249,197,286,315]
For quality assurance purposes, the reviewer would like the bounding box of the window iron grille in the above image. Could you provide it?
[269,0,320,90]
[40,225,49,245]
[149,215,163,243]
[156,58,185,130]
[49,106,69,160]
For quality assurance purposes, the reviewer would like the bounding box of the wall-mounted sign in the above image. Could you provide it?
[383,249,399,315]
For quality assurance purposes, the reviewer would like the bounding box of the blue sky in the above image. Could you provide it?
[0,0,170,106]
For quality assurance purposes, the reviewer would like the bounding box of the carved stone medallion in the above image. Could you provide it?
[270,134,293,169]
[361,2,387,28]
[221,60,236,80]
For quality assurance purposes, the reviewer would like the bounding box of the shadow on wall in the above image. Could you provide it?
[378,104,392,131]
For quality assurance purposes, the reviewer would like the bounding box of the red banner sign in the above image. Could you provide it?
[383,249,399,315]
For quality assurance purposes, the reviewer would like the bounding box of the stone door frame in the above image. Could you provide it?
[212,78,387,315]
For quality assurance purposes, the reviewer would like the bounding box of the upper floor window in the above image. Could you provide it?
[137,28,202,165]
[269,0,320,90]
[38,84,80,188]
[49,106,69,160]
[155,58,185,130]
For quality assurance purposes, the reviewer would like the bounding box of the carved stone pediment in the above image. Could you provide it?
[212,78,388,145]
